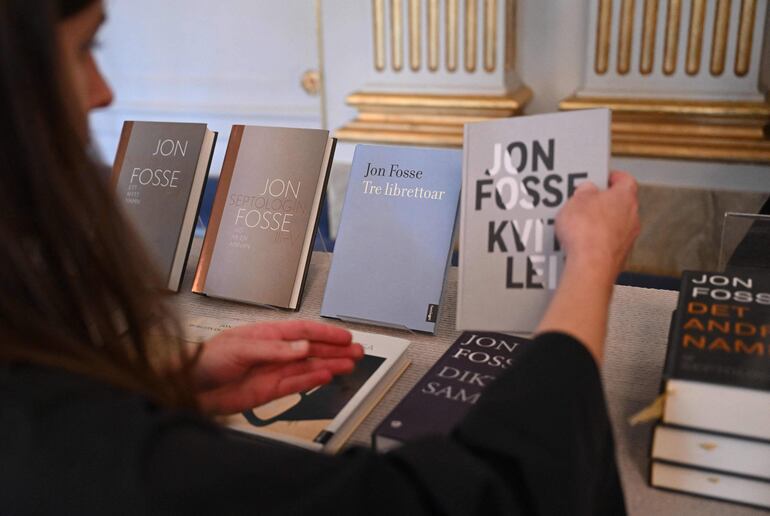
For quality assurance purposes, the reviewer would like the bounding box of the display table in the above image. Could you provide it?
[174,241,763,515]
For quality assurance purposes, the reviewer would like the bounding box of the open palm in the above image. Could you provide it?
[193,320,363,415]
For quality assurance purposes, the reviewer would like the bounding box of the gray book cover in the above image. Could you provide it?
[112,121,213,290]
[321,144,462,333]
[457,109,610,332]
[193,125,334,309]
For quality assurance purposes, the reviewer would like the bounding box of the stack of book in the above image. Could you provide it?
[650,270,770,509]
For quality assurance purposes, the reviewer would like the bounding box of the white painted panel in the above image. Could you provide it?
[90,0,322,174]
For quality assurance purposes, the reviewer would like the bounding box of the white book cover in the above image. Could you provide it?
[457,109,610,332]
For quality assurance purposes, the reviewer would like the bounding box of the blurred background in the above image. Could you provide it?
[91,0,770,279]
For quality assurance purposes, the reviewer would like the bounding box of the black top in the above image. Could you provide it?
[0,332,625,515]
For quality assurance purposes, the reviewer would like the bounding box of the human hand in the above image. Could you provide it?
[193,321,364,415]
[536,171,640,364]
[555,170,640,279]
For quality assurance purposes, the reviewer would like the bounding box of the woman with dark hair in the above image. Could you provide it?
[0,0,639,514]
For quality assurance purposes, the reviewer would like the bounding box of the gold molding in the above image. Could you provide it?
[357,112,493,124]
[391,0,404,71]
[465,0,478,72]
[560,95,770,163]
[613,118,767,139]
[618,0,636,75]
[612,138,770,162]
[595,0,613,74]
[484,0,497,72]
[710,0,731,76]
[446,0,459,71]
[428,0,440,71]
[336,129,465,146]
[735,0,757,76]
[337,87,532,147]
[640,0,659,75]
[663,0,682,75]
[409,0,421,71]
[560,95,770,117]
[373,0,386,71]
[686,0,706,75]
[347,89,532,109]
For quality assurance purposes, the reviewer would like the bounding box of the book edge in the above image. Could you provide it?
[650,461,770,510]
[288,135,335,310]
[110,121,134,190]
[651,424,770,482]
[192,125,244,293]
[168,127,216,291]
[326,356,411,454]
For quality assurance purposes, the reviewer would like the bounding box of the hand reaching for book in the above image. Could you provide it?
[537,171,640,364]
[193,320,364,415]
[555,170,640,277]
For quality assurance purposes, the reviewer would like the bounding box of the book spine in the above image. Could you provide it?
[110,121,134,190]
[173,130,218,291]
[192,125,244,294]
[292,137,336,311]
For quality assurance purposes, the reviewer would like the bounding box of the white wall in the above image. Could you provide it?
[91,0,770,193]
[91,0,321,175]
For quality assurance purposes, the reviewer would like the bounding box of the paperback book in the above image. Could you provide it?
[184,317,409,452]
[321,144,462,333]
[111,121,216,291]
[457,109,610,332]
[193,125,336,310]
[373,331,530,451]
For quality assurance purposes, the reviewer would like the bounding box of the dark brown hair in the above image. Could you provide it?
[0,0,199,408]
[58,0,98,19]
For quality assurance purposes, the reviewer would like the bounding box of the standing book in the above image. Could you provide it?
[321,144,462,333]
[111,121,217,291]
[193,125,336,310]
[457,109,610,332]
[373,331,530,451]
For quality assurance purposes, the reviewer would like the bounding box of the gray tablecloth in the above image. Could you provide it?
[174,241,762,515]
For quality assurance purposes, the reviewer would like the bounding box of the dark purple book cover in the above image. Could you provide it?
[373,331,530,450]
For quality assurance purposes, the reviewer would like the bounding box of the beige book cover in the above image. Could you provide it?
[193,125,335,309]
[112,121,216,291]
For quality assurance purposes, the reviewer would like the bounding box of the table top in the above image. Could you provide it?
[174,240,763,516]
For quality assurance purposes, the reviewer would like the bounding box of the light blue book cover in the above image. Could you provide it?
[321,144,462,334]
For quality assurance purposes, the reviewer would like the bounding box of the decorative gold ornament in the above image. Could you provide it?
[300,70,322,96]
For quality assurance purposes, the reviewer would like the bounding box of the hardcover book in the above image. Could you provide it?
[651,461,770,509]
[660,270,770,441]
[111,121,216,291]
[193,125,336,310]
[457,109,610,332]
[651,425,770,482]
[321,144,462,333]
[373,331,530,452]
